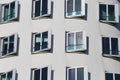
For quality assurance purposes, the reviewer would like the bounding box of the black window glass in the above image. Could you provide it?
[68,69,75,80]
[1,74,6,80]
[35,34,41,51]
[10,1,15,19]
[115,74,120,80]
[76,32,82,49]
[75,0,81,12]
[42,31,48,49]
[2,38,8,56]
[4,4,9,21]
[108,5,115,21]
[102,37,110,54]
[99,4,107,20]
[77,68,84,80]
[7,71,13,80]
[111,38,118,55]
[9,35,15,53]
[42,0,48,15]
[67,0,73,14]
[42,67,48,80]
[34,69,40,80]
[105,73,113,80]
[35,0,41,17]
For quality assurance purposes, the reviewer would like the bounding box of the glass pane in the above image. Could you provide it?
[7,71,13,80]
[42,0,48,15]
[99,4,107,20]
[9,35,15,53]
[2,38,8,56]
[67,0,73,16]
[35,0,41,17]
[34,69,40,80]
[105,73,113,80]
[42,67,48,80]
[108,5,115,21]
[1,74,6,80]
[10,1,15,19]
[111,38,118,55]
[68,33,74,50]
[68,69,75,80]
[75,0,81,15]
[42,31,48,49]
[77,68,84,80]
[115,74,120,80]
[34,34,41,51]
[102,37,110,54]
[76,32,83,49]
[4,4,9,21]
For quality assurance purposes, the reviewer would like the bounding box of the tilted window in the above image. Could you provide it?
[0,0,19,23]
[99,3,119,23]
[102,37,120,57]
[32,66,51,80]
[32,0,51,19]
[0,34,18,57]
[32,30,51,53]
[65,0,85,17]
[67,67,88,80]
[105,73,120,80]
[66,31,86,52]
[0,69,17,80]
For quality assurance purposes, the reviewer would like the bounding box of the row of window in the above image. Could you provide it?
[0,30,120,58]
[0,0,119,23]
[0,66,120,80]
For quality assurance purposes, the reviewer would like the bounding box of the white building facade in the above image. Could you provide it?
[0,0,120,80]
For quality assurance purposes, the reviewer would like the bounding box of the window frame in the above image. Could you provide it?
[105,73,120,80]
[66,31,86,52]
[32,30,51,53]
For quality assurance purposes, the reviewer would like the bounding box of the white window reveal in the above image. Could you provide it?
[66,31,86,52]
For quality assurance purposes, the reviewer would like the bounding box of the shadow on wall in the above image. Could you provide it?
[116,16,120,30]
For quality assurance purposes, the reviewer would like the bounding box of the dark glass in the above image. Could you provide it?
[99,4,107,20]
[76,32,82,49]
[105,73,113,80]
[42,31,48,49]
[68,33,74,50]
[68,69,75,80]
[115,74,120,80]
[2,38,8,56]
[1,74,6,80]
[42,67,48,80]
[7,71,13,80]
[10,1,15,19]
[108,5,115,21]
[111,38,118,55]
[9,35,15,53]
[102,37,110,54]
[34,69,40,80]
[35,0,41,17]
[67,0,73,14]
[4,4,9,21]
[75,0,81,12]
[42,0,48,15]
[35,34,41,51]
[77,68,84,80]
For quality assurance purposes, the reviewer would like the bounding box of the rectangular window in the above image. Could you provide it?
[99,3,119,23]
[32,66,51,80]
[32,0,51,19]
[0,34,18,57]
[66,31,86,52]
[0,69,16,80]
[105,73,120,80]
[65,0,85,17]
[32,30,51,53]
[67,67,88,80]
[102,37,120,57]
[0,0,19,23]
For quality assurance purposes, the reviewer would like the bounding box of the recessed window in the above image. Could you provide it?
[0,34,18,57]
[32,0,52,19]
[102,37,120,57]
[32,30,51,53]
[0,69,17,80]
[99,3,119,23]
[32,66,51,80]
[65,0,85,18]
[105,73,120,80]
[66,31,86,52]
[0,0,19,23]
[67,67,88,80]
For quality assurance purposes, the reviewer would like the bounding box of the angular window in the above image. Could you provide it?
[105,73,120,80]
[99,3,119,23]
[32,66,51,80]
[0,0,19,23]
[66,31,86,52]
[32,0,51,19]
[65,0,85,17]
[32,30,51,53]
[0,34,18,57]
[102,37,120,57]
[0,69,16,80]
[67,67,88,80]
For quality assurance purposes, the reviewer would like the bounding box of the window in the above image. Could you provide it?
[32,66,51,80]
[0,34,18,57]
[102,37,120,57]
[32,30,51,53]
[65,0,85,17]
[32,0,51,19]
[0,0,19,23]
[99,3,119,23]
[0,69,16,80]
[66,31,86,52]
[105,73,120,80]
[67,67,88,80]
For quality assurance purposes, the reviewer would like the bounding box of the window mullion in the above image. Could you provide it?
[33,34,35,52]
[75,68,77,80]
[33,1,35,18]
[40,68,42,80]
[74,32,76,50]
[8,3,10,20]
[40,0,42,16]
[106,4,108,21]
[73,0,75,12]
[7,37,10,54]
[41,33,42,51]
[110,38,112,55]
